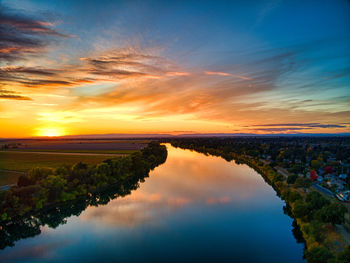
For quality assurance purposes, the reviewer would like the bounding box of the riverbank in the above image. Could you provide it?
[170,141,350,263]
[0,142,167,224]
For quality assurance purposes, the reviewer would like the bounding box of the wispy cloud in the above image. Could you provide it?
[0,89,31,100]
[0,47,186,88]
[165,72,190,77]
[254,123,347,128]
[204,71,252,80]
[251,127,311,133]
[0,4,70,62]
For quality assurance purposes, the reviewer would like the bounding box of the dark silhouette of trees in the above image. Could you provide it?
[305,246,334,263]
[316,203,347,225]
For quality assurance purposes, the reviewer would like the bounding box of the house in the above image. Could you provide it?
[339,174,348,180]
[336,190,350,203]
[328,157,336,162]
[324,166,333,174]
[317,175,324,182]
[327,178,346,192]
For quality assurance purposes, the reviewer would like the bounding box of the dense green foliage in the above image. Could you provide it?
[287,174,298,184]
[305,246,334,263]
[0,142,167,223]
[316,203,348,225]
[294,177,312,189]
[337,246,350,263]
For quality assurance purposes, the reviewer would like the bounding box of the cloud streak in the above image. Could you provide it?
[0,4,69,62]
[255,123,347,128]
[0,89,31,100]
[204,71,252,80]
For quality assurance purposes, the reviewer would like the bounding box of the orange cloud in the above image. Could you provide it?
[165,71,190,77]
[205,71,232,76]
[204,71,252,80]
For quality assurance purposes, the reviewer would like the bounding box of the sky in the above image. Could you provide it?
[0,0,349,137]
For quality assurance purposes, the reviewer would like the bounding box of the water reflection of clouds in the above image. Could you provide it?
[80,191,192,227]
[0,241,67,262]
[81,145,275,228]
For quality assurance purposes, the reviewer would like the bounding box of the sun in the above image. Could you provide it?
[36,127,66,137]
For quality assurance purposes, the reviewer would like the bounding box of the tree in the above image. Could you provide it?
[306,191,330,211]
[305,246,334,263]
[42,175,67,202]
[287,174,298,184]
[17,175,35,187]
[294,177,312,189]
[282,190,302,203]
[289,191,302,203]
[316,203,347,225]
[27,167,54,183]
[311,160,322,170]
[292,200,309,219]
[337,246,350,263]
[289,164,304,174]
[302,221,325,243]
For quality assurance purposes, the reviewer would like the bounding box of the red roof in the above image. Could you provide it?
[324,166,333,174]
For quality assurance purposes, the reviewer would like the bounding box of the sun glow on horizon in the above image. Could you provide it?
[36,127,66,137]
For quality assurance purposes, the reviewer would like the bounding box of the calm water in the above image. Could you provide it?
[0,144,305,263]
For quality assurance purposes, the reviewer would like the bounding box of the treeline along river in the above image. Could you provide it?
[0,143,305,262]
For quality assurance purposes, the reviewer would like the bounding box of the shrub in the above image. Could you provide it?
[292,200,309,219]
[305,246,334,263]
[302,221,325,243]
[287,174,298,184]
[316,203,347,225]
[294,177,312,189]
[306,191,330,211]
[337,246,350,263]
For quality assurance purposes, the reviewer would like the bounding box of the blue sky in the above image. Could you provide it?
[1,0,349,136]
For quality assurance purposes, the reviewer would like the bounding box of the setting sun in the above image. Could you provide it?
[36,127,66,137]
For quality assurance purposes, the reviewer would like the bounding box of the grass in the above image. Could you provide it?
[4,149,138,154]
[0,151,120,172]
[0,143,139,186]
[0,170,23,186]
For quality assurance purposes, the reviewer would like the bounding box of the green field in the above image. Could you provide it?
[0,170,23,186]
[0,151,123,185]
[0,138,146,186]
[0,151,122,172]
[5,149,138,154]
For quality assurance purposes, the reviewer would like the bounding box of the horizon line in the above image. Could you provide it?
[1,132,350,140]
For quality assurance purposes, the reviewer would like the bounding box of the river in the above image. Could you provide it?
[0,144,305,262]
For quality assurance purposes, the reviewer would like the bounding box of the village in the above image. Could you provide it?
[257,138,350,202]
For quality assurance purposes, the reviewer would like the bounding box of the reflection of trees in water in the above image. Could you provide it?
[283,205,306,246]
[0,170,148,250]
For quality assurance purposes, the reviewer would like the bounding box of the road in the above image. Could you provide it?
[312,183,335,198]
[275,166,289,178]
[0,169,25,174]
[0,184,16,191]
